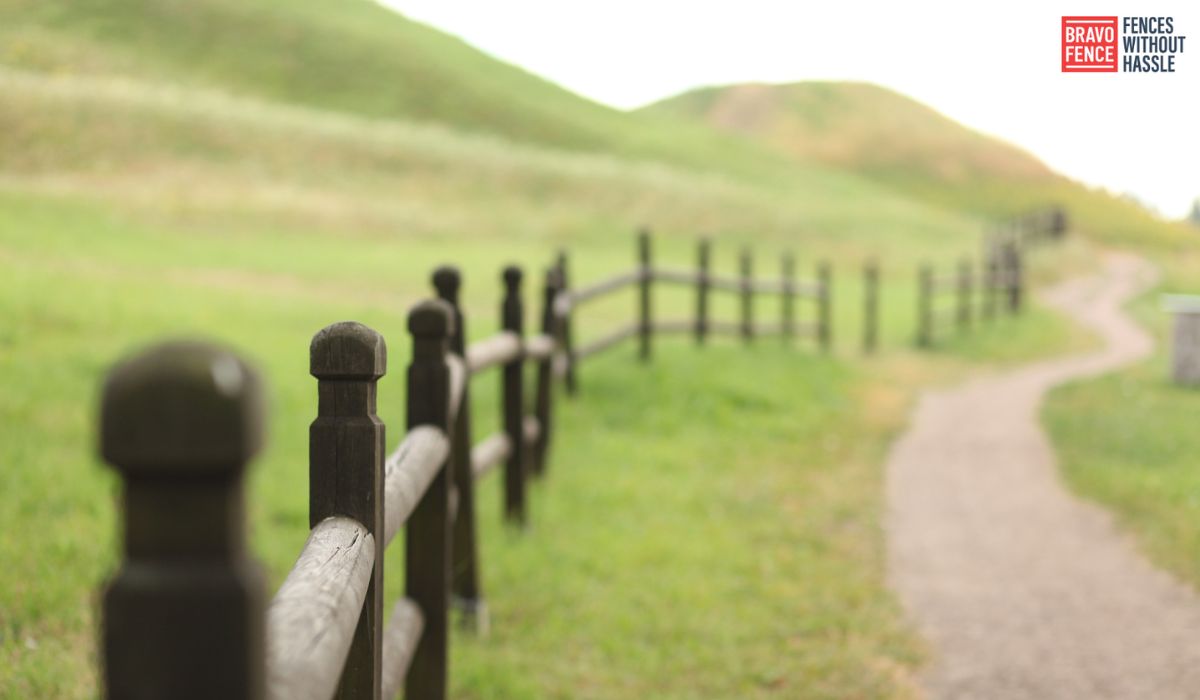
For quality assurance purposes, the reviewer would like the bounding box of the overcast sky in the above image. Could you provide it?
[380,1,1199,218]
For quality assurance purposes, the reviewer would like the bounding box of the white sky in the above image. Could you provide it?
[380,1,1199,218]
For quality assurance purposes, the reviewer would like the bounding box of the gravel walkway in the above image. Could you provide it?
[885,253,1200,699]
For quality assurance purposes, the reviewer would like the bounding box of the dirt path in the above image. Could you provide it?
[886,252,1200,699]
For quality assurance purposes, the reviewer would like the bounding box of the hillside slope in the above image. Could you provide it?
[644,81,1192,250]
[0,0,825,185]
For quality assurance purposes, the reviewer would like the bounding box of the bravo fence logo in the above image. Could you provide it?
[1062,16,1188,73]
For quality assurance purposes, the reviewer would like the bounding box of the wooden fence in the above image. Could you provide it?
[915,222,1045,347]
[556,231,832,388]
[96,214,1059,699]
[96,230,828,700]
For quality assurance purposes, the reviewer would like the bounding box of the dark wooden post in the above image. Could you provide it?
[433,267,484,629]
[918,263,933,348]
[696,238,710,345]
[782,252,796,343]
[533,266,561,476]
[956,257,972,331]
[638,229,652,362]
[864,258,879,354]
[310,322,386,700]
[740,247,753,343]
[1007,241,1024,314]
[404,300,454,700]
[556,251,577,396]
[100,340,266,700]
[982,236,998,322]
[817,261,832,352]
[501,266,527,525]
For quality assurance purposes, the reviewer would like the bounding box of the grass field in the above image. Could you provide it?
[1045,250,1200,590]
[0,0,1177,696]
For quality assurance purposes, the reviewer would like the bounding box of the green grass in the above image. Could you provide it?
[1044,250,1200,588]
[0,182,1090,697]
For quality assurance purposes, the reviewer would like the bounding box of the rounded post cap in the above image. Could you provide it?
[310,321,386,379]
[502,265,523,290]
[408,299,455,339]
[100,340,264,476]
[432,266,461,301]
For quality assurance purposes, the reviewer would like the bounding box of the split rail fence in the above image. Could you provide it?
[96,211,1062,700]
[97,230,829,700]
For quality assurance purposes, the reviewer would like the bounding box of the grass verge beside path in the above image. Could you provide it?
[1046,250,1200,589]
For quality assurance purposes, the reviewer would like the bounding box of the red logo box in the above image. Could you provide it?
[1062,16,1119,72]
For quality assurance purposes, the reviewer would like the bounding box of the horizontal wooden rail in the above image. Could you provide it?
[382,426,451,547]
[706,274,743,293]
[564,270,643,308]
[652,319,693,334]
[524,333,556,361]
[266,517,375,700]
[380,598,424,700]
[653,268,701,286]
[471,432,512,480]
[575,323,639,360]
[466,331,521,374]
[523,415,541,446]
[708,320,742,335]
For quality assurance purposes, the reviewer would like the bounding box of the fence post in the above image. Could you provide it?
[433,267,485,630]
[740,247,753,343]
[309,322,386,700]
[696,238,710,345]
[918,263,933,348]
[405,300,454,700]
[864,258,879,354]
[782,252,796,343]
[533,266,561,477]
[556,251,578,396]
[817,261,832,352]
[501,266,527,525]
[1006,240,1024,314]
[100,340,266,700]
[638,229,652,362]
[957,257,972,332]
[982,236,998,322]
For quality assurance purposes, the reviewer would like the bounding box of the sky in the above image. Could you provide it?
[380,1,1199,219]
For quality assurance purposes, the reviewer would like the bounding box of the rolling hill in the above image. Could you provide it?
[643,81,1192,249]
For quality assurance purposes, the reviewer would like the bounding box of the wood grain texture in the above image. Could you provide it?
[309,321,387,700]
[382,426,451,548]
[266,517,374,700]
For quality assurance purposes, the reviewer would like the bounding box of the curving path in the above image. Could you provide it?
[886,253,1200,698]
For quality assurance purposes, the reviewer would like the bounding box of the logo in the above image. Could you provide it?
[1062,16,1188,73]
[1062,17,1119,71]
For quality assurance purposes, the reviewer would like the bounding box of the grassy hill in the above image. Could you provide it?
[643,81,1193,250]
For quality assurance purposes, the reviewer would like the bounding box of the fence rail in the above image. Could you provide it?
[97,211,1063,699]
